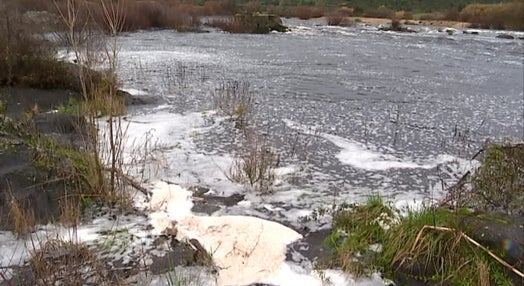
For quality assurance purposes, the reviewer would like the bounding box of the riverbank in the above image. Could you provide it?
[351,16,470,29]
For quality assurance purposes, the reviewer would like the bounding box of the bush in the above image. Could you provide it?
[0,1,78,89]
[229,135,280,193]
[326,8,354,26]
[279,6,325,19]
[460,2,524,30]
[208,17,249,33]
[213,80,254,126]
[472,143,524,214]
[363,6,395,19]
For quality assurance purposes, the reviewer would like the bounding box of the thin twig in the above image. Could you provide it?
[104,167,149,196]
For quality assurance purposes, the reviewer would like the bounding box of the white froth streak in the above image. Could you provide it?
[283,119,463,171]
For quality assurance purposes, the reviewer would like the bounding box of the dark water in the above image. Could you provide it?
[116,19,523,211]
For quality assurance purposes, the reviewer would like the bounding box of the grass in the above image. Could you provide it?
[328,195,517,284]
[8,189,36,238]
[28,238,115,285]
[326,195,397,276]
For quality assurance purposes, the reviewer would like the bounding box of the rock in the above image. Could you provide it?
[33,113,89,148]
[392,213,524,285]
[496,33,515,39]
[0,87,82,118]
[378,24,417,33]
[0,88,90,231]
[150,238,197,273]
[0,144,64,231]
[116,89,163,106]
[444,28,457,35]
[234,13,288,34]
[191,190,245,215]
[461,213,524,274]
[287,228,334,263]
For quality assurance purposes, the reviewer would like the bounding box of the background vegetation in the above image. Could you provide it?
[7,0,524,31]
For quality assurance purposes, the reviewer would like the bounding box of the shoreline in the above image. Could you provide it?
[354,16,470,29]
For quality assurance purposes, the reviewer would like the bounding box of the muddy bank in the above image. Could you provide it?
[0,87,159,231]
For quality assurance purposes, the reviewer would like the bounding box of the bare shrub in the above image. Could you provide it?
[0,1,77,89]
[122,1,201,32]
[443,8,460,21]
[417,12,445,21]
[279,6,325,20]
[390,17,402,30]
[213,80,254,128]
[363,6,394,19]
[242,1,263,14]
[201,0,237,16]
[442,142,524,214]
[229,134,280,193]
[326,10,353,27]
[208,17,247,33]
[460,2,524,30]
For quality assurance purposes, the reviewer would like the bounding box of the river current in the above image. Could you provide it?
[116,18,523,230]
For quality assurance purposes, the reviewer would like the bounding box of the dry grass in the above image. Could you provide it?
[363,6,395,19]
[29,239,112,285]
[326,8,354,26]
[460,2,524,30]
[229,134,280,193]
[213,80,254,128]
[275,6,325,19]
[8,191,36,238]
[59,194,81,227]
[208,17,249,33]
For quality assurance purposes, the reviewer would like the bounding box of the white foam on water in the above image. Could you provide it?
[120,88,149,96]
[0,232,29,276]
[120,50,213,64]
[143,181,378,286]
[284,118,466,171]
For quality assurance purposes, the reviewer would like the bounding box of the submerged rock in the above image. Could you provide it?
[496,33,515,39]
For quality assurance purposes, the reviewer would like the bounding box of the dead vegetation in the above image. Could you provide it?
[460,1,524,30]
[443,141,524,214]
[229,133,280,193]
[213,80,254,129]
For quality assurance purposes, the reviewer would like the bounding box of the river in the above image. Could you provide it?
[113,18,523,285]
[118,17,523,220]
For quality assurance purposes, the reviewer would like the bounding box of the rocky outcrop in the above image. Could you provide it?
[234,13,288,34]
